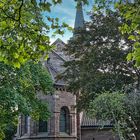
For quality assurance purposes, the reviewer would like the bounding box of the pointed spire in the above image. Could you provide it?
[74,2,84,30]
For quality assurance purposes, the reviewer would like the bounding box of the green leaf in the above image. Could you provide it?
[127,53,133,61]
[134,42,140,48]
[13,62,21,68]
[128,35,136,41]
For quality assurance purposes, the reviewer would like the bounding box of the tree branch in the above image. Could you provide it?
[18,0,24,26]
[0,7,19,21]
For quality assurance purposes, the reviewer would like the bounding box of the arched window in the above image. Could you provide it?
[59,107,70,134]
[38,119,48,132]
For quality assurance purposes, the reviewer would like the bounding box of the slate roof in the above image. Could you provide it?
[81,112,113,128]
[46,61,66,86]
[51,38,66,46]
[45,39,66,86]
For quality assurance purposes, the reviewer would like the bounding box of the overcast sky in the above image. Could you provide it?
[43,0,93,43]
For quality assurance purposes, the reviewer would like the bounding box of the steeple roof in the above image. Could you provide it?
[74,2,84,29]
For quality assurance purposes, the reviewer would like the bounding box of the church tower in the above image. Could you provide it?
[74,2,84,30]
[73,1,85,38]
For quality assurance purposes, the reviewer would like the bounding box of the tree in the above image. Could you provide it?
[0,1,59,138]
[118,1,140,67]
[88,92,129,140]
[88,87,140,140]
[94,0,140,66]
[0,0,71,68]
[63,10,140,138]
[0,0,89,68]
[64,10,137,108]
[0,62,53,140]
[3,124,16,140]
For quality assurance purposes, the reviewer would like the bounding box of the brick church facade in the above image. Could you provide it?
[15,2,118,140]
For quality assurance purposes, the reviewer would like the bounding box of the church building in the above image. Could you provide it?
[15,2,118,140]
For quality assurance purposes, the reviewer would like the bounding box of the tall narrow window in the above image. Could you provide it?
[24,115,28,134]
[59,107,70,134]
[39,119,48,132]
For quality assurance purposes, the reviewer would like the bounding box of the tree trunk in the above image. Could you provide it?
[77,112,81,140]
[76,92,81,140]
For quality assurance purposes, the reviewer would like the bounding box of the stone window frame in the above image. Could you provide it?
[59,106,70,134]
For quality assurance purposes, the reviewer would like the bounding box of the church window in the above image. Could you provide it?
[24,115,28,134]
[59,106,70,134]
[38,119,48,132]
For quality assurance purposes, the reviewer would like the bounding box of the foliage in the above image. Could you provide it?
[94,0,140,66]
[0,0,73,68]
[126,87,140,139]
[88,92,126,121]
[64,9,140,139]
[88,92,129,140]
[3,124,16,140]
[0,62,53,139]
[0,0,89,139]
[64,11,136,109]
[118,1,140,67]
[88,88,140,140]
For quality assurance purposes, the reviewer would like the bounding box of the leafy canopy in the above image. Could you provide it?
[64,10,136,109]
[88,92,131,140]
[0,0,89,139]
[64,9,140,139]
[0,0,73,68]
[0,62,53,140]
[94,0,140,66]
